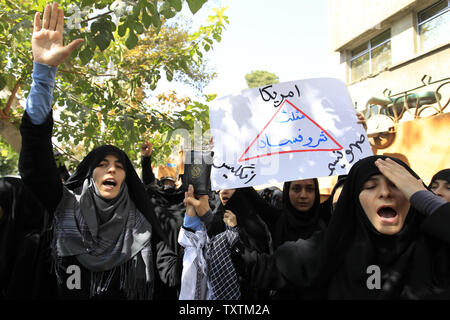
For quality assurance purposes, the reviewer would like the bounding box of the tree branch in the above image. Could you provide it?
[1,77,22,120]
[83,10,114,24]
[52,86,104,115]
[58,68,116,77]
[52,142,81,163]
[16,48,33,63]
[53,119,80,130]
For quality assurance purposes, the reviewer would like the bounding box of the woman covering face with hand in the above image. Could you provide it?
[235,156,450,299]
[19,3,177,300]
[279,155,450,299]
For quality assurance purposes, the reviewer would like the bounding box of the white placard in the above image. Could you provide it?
[209,78,373,190]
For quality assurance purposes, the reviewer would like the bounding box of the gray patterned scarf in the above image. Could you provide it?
[52,178,154,299]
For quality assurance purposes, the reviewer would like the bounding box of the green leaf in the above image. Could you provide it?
[161,8,176,19]
[151,12,161,28]
[81,0,96,7]
[125,30,138,49]
[169,0,183,11]
[79,47,94,65]
[186,0,208,14]
[146,2,157,15]
[93,32,111,51]
[133,0,143,17]
[118,23,127,37]
[205,94,217,102]
[139,125,147,134]
[166,68,174,81]
[133,21,144,34]
[85,124,95,136]
[142,8,152,28]
[0,74,6,89]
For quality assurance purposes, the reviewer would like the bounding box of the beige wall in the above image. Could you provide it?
[391,12,416,64]
[328,0,436,51]
[374,112,450,184]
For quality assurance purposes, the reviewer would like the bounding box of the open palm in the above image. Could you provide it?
[32,2,83,67]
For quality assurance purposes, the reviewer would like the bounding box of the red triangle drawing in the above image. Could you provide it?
[238,100,343,162]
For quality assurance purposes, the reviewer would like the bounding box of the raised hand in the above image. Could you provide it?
[141,141,153,157]
[375,157,426,200]
[223,210,237,227]
[184,184,197,217]
[184,184,210,216]
[32,2,83,67]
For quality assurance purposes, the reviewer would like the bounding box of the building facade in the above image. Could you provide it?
[328,0,450,183]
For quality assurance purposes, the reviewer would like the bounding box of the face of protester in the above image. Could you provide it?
[332,185,344,211]
[430,179,450,202]
[359,174,410,235]
[289,179,316,212]
[92,154,126,199]
[219,189,236,206]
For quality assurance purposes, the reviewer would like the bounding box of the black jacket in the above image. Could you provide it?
[19,112,180,300]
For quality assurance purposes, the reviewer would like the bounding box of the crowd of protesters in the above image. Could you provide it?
[1,3,449,300]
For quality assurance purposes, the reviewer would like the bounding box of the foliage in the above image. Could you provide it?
[0,137,18,176]
[245,70,279,89]
[0,0,227,169]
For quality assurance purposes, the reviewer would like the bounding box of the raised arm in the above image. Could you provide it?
[19,3,83,214]
[141,141,156,185]
[32,2,83,68]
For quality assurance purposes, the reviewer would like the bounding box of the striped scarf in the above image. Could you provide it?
[52,178,154,299]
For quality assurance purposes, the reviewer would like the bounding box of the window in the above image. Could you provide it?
[350,29,391,82]
[418,0,450,52]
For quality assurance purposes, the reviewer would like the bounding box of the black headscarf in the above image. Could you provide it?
[224,187,273,254]
[57,145,174,299]
[0,177,47,299]
[65,145,167,244]
[206,188,272,254]
[146,186,185,253]
[275,156,450,299]
[429,169,450,186]
[258,186,283,210]
[319,175,347,225]
[273,178,322,247]
[217,187,274,300]
[315,155,429,298]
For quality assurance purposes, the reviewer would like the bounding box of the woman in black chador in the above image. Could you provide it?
[0,177,50,299]
[19,3,179,299]
[429,168,450,202]
[233,155,450,299]
[253,178,327,250]
[196,187,273,299]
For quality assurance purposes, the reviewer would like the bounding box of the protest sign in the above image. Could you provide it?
[209,78,373,190]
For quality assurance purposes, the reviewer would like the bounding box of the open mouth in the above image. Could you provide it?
[102,178,117,188]
[377,206,398,219]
